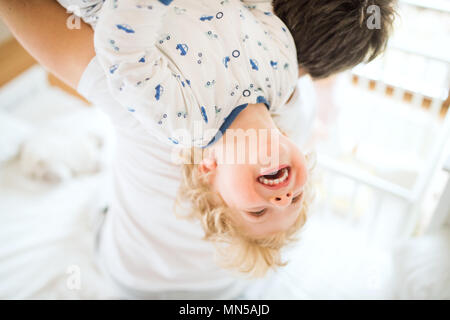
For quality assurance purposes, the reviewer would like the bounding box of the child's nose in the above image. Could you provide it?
[270,191,293,207]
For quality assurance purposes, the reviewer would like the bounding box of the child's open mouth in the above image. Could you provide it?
[257,166,290,187]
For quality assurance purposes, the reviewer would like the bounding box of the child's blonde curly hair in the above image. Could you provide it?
[175,147,315,278]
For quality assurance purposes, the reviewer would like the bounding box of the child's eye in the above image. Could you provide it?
[249,208,266,217]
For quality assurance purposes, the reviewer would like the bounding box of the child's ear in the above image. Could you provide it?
[198,157,217,175]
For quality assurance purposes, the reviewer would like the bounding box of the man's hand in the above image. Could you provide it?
[0,0,95,89]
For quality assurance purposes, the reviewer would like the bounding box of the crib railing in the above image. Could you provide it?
[315,25,450,243]
[426,153,450,233]
[316,154,416,246]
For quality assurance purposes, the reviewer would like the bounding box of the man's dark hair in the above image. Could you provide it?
[273,0,397,79]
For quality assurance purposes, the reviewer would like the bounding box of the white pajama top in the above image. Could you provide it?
[85,0,299,148]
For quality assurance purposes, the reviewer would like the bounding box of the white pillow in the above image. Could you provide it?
[0,112,32,163]
[19,127,103,183]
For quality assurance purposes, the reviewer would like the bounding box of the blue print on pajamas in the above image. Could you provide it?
[270,60,278,69]
[136,4,153,9]
[176,44,189,56]
[155,84,164,100]
[174,7,186,15]
[159,34,171,44]
[223,56,230,68]
[158,0,174,5]
[200,15,214,21]
[109,64,118,74]
[116,24,135,33]
[109,39,119,51]
[205,31,218,39]
[177,111,187,118]
[138,56,146,63]
[205,80,216,88]
[158,113,167,124]
[200,106,208,123]
[250,59,259,70]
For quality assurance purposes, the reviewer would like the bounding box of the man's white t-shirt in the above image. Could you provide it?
[77,56,316,299]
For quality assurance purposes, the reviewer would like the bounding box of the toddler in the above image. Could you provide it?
[58,0,396,276]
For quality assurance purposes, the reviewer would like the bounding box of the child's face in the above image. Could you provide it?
[206,130,308,238]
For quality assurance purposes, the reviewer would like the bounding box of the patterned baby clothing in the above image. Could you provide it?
[64,0,299,147]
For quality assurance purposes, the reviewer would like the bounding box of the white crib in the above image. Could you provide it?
[314,1,450,245]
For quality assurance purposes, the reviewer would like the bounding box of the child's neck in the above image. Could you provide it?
[227,103,278,132]
[209,103,281,157]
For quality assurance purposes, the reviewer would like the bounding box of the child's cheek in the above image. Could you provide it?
[216,165,257,208]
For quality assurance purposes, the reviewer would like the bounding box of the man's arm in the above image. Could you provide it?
[0,0,95,89]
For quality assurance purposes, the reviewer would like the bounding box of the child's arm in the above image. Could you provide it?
[0,0,95,89]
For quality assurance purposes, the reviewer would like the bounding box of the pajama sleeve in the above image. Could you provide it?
[56,0,104,27]
[94,0,210,147]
